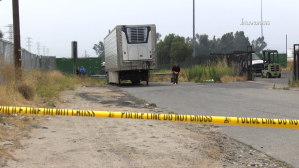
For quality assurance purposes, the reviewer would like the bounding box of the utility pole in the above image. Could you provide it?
[12,0,22,79]
[261,0,263,37]
[46,48,49,56]
[26,37,32,52]
[36,42,41,55]
[5,24,14,42]
[43,46,46,56]
[193,0,195,57]
[286,34,287,54]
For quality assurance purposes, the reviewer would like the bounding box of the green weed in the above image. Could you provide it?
[22,116,29,122]
[149,103,157,107]
[48,101,56,107]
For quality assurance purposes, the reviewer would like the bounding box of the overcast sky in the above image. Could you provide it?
[0,0,298,58]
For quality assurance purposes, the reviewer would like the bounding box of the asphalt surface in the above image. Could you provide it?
[120,71,299,167]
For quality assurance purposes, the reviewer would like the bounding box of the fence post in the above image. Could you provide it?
[247,46,253,81]
[71,41,77,75]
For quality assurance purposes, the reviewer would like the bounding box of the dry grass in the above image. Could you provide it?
[220,75,247,83]
[0,68,107,107]
[282,62,293,71]
[17,83,34,100]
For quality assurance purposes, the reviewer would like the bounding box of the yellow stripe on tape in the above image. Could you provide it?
[0,106,299,129]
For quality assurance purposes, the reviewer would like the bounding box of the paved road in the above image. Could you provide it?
[121,71,299,167]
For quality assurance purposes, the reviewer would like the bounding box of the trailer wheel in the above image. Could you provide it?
[118,72,121,87]
[146,71,149,86]
[131,80,140,84]
[106,73,109,84]
[278,73,281,78]
[266,73,271,78]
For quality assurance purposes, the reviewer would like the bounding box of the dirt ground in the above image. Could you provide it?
[3,86,291,167]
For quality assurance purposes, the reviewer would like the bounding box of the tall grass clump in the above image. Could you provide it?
[0,60,106,107]
[151,59,246,83]
[183,58,236,83]
[290,74,299,88]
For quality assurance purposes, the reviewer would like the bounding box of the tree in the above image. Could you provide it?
[93,41,105,61]
[0,29,3,39]
[252,36,267,53]
[196,34,210,55]
[170,41,193,63]
[209,35,219,53]
[217,32,235,53]
[233,31,250,51]
[156,32,162,42]
[157,34,192,65]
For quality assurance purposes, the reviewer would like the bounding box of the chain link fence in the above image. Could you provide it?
[0,39,56,72]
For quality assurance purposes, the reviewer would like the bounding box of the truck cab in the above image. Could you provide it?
[251,53,264,75]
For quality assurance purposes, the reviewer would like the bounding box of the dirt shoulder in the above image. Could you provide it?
[5,86,291,167]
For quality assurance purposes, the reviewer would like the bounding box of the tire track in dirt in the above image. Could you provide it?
[5,86,291,168]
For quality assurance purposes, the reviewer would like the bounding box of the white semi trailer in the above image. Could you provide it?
[104,24,157,85]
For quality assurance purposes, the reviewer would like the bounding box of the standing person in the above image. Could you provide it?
[80,66,86,77]
[172,63,180,84]
[76,67,80,76]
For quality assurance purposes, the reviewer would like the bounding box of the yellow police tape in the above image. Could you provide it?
[0,106,299,129]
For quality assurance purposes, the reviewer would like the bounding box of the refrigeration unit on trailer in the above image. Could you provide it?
[104,24,157,85]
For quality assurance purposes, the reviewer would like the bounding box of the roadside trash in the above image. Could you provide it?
[38,137,45,139]
[205,79,214,82]
[145,104,149,106]
[2,141,13,146]
[3,122,13,128]
[29,125,48,129]
[12,114,17,117]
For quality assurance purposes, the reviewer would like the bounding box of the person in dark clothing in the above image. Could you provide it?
[76,67,80,76]
[172,63,180,84]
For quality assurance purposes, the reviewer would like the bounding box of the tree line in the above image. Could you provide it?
[0,29,3,39]
[157,31,267,65]
[92,30,267,65]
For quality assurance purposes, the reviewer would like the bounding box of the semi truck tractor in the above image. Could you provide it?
[104,24,157,85]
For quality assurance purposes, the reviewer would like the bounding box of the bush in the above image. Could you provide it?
[184,59,234,83]
[18,83,34,100]
[149,103,157,107]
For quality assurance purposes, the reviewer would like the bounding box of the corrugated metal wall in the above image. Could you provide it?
[0,39,56,72]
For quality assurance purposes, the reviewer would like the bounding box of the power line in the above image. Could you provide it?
[43,46,46,56]
[26,37,33,52]
[261,0,263,37]
[36,42,41,55]
[5,24,13,42]
[46,48,49,56]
